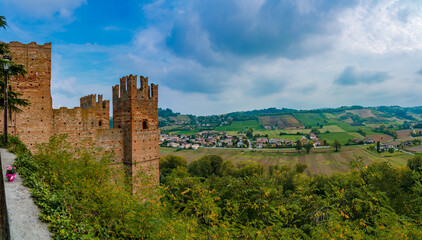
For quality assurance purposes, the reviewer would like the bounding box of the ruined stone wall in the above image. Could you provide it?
[0,42,53,150]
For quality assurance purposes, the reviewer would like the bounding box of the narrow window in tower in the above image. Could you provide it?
[143,120,148,129]
[99,120,102,126]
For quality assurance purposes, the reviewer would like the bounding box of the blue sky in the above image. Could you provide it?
[1,0,422,115]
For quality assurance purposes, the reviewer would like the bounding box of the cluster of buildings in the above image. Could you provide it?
[254,133,325,148]
[161,130,330,149]
[160,131,252,149]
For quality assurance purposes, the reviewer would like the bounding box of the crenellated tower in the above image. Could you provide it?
[112,75,159,190]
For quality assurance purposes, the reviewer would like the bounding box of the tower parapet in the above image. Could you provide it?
[80,94,110,110]
[112,74,159,192]
[112,75,158,108]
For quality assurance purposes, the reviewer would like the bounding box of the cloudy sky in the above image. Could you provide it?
[1,0,422,115]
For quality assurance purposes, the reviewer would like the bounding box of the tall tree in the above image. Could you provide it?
[304,143,313,153]
[0,16,29,118]
[333,139,341,152]
[0,16,6,28]
[295,139,302,153]
[0,16,8,56]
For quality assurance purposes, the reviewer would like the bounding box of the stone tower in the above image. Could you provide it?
[112,75,159,189]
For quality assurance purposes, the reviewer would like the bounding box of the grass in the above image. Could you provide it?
[294,112,327,127]
[321,125,345,133]
[159,146,411,175]
[170,129,199,135]
[323,113,337,119]
[215,120,263,131]
[169,114,192,122]
[318,132,362,145]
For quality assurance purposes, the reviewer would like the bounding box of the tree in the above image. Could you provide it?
[407,155,422,172]
[376,141,381,153]
[310,127,320,134]
[295,139,302,153]
[246,128,253,138]
[294,163,308,173]
[188,155,223,178]
[159,155,187,178]
[0,16,29,119]
[333,139,341,152]
[304,143,313,153]
[0,16,8,55]
[357,128,366,136]
[0,16,6,29]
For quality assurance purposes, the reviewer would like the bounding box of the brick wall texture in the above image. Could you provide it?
[1,42,159,190]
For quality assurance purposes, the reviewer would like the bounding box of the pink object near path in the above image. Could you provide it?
[5,173,16,182]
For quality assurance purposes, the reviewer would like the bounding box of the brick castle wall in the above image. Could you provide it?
[1,42,53,149]
[1,42,159,188]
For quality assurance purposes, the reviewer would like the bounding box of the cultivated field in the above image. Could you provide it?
[346,109,376,118]
[258,115,302,129]
[294,113,327,126]
[318,132,363,144]
[215,120,263,131]
[160,146,411,175]
[367,134,394,142]
[169,114,192,122]
[396,129,412,139]
[406,145,422,152]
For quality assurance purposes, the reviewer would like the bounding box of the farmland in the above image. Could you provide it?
[215,120,263,131]
[258,115,303,128]
[346,109,376,118]
[159,106,422,178]
[318,132,364,145]
[159,145,411,175]
[293,112,327,126]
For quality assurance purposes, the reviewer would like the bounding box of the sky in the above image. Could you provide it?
[1,0,422,116]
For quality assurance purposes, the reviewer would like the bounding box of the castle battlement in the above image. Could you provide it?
[7,41,52,48]
[80,94,110,110]
[112,75,158,106]
[2,42,159,192]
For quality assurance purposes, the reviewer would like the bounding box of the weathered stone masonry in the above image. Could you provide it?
[1,41,159,187]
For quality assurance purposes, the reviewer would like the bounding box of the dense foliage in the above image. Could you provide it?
[10,136,422,239]
[373,124,398,139]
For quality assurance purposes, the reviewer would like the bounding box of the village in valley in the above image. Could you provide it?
[158,106,422,154]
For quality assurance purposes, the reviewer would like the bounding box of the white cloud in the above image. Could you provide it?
[338,0,422,54]
[11,0,422,115]
[2,0,86,19]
